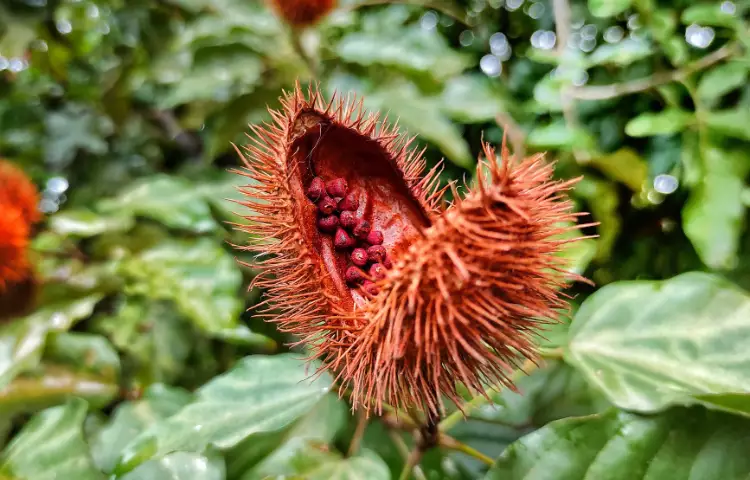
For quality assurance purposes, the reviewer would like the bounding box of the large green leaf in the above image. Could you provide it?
[119,238,271,347]
[279,448,390,480]
[119,452,225,480]
[227,395,348,479]
[439,75,515,124]
[97,175,219,233]
[566,272,750,415]
[0,295,103,389]
[90,384,193,473]
[335,27,471,82]
[48,209,135,238]
[92,297,193,385]
[0,398,105,480]
[485,407,750,480]
[114,354,331,474]
[0,333,120,415]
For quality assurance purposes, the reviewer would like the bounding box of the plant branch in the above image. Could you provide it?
[439,434,495,466]
[569,42,739,101]
[439,358,538,432]
[289,28,319,79]
[388,430,427,480]
[495,113,526,161]
[552,0,571,57]
[347,412,368,456]
[398,448,424,480]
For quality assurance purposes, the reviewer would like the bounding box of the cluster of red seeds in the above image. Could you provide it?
[307,176,391,296]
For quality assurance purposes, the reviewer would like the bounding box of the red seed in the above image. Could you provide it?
[334,228,356,250]
[353,219,371,239]
[362,280,379,295]
[365,230,384,245]
[317,215,339,232]
[338,192,359,212]
[369,263,386,280]
[340,211,357,229]
[351,248,368,267]
[345,266,366,285]
[318,196,337,215]
[367,245,387,263]
[307,177,325,201]
[326,178,348,198]
[383,255,393,269]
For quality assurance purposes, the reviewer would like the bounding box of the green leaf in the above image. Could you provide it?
[485,407,750,480]
[119,238,266,344]
[683,172,745,269]
[284,448,390,480]
[566,272,750,415]
[227,395,348,479]
[156,44,264,109]
[574,177,621,262]
[553,224,597,277]
[335,28,471,81]
[683,145,750,270]
[0,398,105,480]
[119,452,225,480]
[118,452,226,480]
[92,297,192,385]
[588,0,631,18]
[588,39,652,67]
[48,209,134,238]
[682,4,742,28]
[90,384,193,473]
[114,354,331,474]
[588,148,648,192]
[697,62,749,106]
[526,123,597,152]
[0,295,103,388]
[440,75,515,124]
[705,109,750,140]
[44,104,109,169]
[0,332,120,415]
[693,392,750,417]
[97,175,218,233]
[625,109,695,137]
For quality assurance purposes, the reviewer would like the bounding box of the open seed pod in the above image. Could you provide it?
[233,84,591,417]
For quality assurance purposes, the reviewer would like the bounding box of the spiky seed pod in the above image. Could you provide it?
[232,83,445,363]
[232,84,590,417]
[337,144,591,416]
[0,160,41,226]
[0,207,31,292]
[267,0,336,27]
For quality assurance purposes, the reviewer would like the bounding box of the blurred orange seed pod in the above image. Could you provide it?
[231,83,593,417]
[267,0,337,27]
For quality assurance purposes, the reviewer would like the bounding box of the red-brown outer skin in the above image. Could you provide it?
[233,83,444,357]
[268,0,336,27]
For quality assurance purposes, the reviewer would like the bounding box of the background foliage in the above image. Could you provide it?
[1,0,750,478]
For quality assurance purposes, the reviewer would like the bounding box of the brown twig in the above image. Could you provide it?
[569,42,739,101]
[388,430,427,480]
[552,0,571,57]
[495,113,526,161]
[347,412,368,456]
